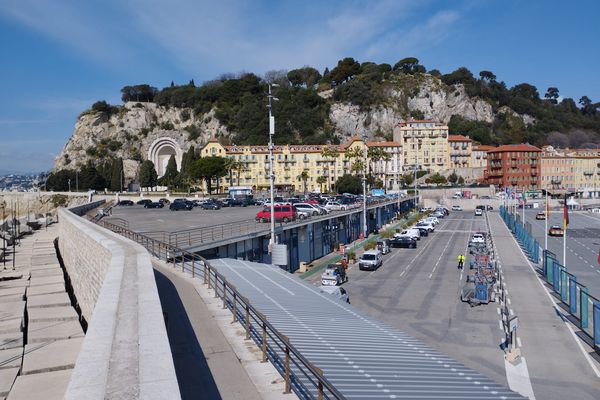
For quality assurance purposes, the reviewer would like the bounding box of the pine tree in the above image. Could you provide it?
[110,157,124,192]
[160,155,179,189]
[139,160,158,190]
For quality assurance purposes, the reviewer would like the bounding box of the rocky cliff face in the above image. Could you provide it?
[54,102,229,180]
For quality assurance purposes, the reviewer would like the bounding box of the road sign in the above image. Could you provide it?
[508,316,519,332]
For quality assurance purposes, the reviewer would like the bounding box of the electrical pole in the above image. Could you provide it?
[267,83,279,252]
[362,134,368,238]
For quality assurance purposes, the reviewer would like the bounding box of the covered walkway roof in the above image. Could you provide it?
[209,258,523,399]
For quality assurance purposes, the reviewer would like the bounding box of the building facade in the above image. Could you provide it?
[199,137,402,194]
[393,121,450,173]
[448,134,472,168]
[471,145,495,169]
[485,144,541,189]
[540,146,600,197]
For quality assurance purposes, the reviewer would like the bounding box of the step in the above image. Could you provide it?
[29,275,64,287]
[0,334,23,351]
[0,367,19,399]
[27,293,71,309]
[26,284,65,297]
[6,369,72,400]
[27,321,84,344]
[0,347,23,370]
[27,307,78,323]
[29,268,62,278]
[22,337,84,375]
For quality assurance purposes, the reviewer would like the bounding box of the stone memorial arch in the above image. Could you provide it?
[147,137,183,177]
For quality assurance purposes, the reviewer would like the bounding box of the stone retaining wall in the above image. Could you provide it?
[58,206,180,399]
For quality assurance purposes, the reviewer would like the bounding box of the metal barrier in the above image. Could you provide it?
[99,219,346,400]
[499,206,600,354]
[499,206,539,264]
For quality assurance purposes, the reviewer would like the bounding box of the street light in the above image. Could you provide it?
[413,130,418,209]
[267,83,279,252]
[362,134,368,238]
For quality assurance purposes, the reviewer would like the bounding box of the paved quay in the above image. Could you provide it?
[0,225,84,400]
[152,260,290,400]
[488,211,600,400]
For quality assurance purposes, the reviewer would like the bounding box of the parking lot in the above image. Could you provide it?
[304,210,509,386]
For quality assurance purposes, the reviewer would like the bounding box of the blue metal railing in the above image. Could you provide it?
[500,206,600,354]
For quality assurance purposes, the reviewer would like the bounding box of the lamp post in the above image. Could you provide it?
[267,83,279,252]
[413,130,418,209]
[362,134,368,238]
[396,146,400,211]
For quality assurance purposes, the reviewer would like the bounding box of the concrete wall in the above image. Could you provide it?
[58,206,180,399]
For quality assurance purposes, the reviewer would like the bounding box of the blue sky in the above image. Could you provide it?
[0,0,599,173]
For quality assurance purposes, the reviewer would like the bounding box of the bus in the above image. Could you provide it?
[228,186,254,200]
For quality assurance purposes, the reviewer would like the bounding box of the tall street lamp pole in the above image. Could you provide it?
[268,83,279,252]
[362,134,368,238]
[396,147,400,211]
[413,131,418,209]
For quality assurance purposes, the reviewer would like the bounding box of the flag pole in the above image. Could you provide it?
[545,190,548,251]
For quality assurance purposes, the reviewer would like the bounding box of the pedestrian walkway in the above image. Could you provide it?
[152,261,290,400]
[0,225,84,400]
[489,212,600,400]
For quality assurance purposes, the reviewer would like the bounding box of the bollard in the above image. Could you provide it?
[207,268,212,289]
[204,263,208,285]
[191,258,195,278]
[214,273,218,298]
[223,281,227,309]
[232,292,238,323]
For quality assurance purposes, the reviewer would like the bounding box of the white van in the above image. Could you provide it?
[401,228,421,240]
[358,250,383,271]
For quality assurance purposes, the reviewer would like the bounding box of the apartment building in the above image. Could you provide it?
[200,137,401,193]
[540,146,600,197]
[448,134,473,168]
[485,144,541,189]
[393,120,450,173]
[471,144,495,169]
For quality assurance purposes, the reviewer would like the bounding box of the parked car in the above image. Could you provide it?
[137,199,152,206]
[476,205,494,211]
[470,233,486,245]
[324,201,347,211]
[158,198,170,205]
[169,199,193,211]
[535,212,546,220]
[451,205,463,211]
[315,205,330,214]
[202,199,222,210]
[416,221,435,232]
[399,228,421,241]
[319,285,350,304]
[549,225,564,237]
[358,250,383,271]
[424,216,439,225]
[376,239,391,255]
[117,200,134,206]
[144,201,163,209]
[392,236,417,248]
[413,225,429,237]
[588,207,600,214]
[255,205,297,223]
[294,203,322,216]
[321,263,347,286]
[474,209,483,216]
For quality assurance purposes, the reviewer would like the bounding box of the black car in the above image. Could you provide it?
[414,226,429,237]
[202,200,222,210]
[117,200,134,206]
[158,198,170,205]
[169,200,193,211]
[137,199,152,206]
[476,205,494,211]
[223,198,248,207]
[392,236,417,248]
[144,202,164,209]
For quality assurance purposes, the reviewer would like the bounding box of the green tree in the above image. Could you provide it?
[344,147,365,175]
[544,87,560,104]
[159,155,179,189]
[189,156,228,194]
[320,146,339,192]
[79,164,106,190]
[287,67,322,87]
[46,169,76,192]
[579,96,596,115]
[335,174,362,195]
[120,84,158,102]
[448,171,459,185]
[139,160,158,190]
[316,175,327,192]
[425,173,447,186]
[330,57,361,85]
[479,70,496,82]
[393,57,421,74]
[402,173,414,187]
[297,169,310,197]
[110,157,124,192]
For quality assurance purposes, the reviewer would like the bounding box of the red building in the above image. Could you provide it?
[485,144,541,189]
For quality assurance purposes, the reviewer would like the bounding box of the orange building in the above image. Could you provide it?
[486,144,541,189]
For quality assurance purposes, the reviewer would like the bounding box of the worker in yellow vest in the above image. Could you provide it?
[457,254,465,270]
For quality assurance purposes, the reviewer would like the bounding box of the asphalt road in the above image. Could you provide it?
[523,209,600,298]
[305,210,511,388]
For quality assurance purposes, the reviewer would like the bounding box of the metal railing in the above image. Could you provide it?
[99,219,346,400]
[499,206,600,354]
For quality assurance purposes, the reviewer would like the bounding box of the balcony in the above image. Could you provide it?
[551,179,562,185]
[584,171,593,176]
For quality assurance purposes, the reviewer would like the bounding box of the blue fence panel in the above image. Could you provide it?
[570,276,577,314]
[594,302,600,350]
[582,288,589,329]
[553,263,560,293]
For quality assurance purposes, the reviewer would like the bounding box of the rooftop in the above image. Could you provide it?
[489,144,541,153]
[448,134,472,142]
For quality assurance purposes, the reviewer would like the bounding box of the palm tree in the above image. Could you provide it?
[316,176,327,193]
[320,146,339,193]
[234,162,247,186]
[297,169,310,198]
[225,159,247,187]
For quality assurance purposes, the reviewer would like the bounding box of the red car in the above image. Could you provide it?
[306,198,320,205]
[255,205,298,223]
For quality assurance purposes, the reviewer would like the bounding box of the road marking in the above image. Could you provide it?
[503,218,600,378]
[507,297,511,305]
[428,231,456,279]
[505,357,536,400]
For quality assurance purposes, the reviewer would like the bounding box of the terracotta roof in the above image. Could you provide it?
[488,144,541,153]
[448,134,472,142]
[473,145,496,152]
[366,141,401,147]
[340,136,365,149]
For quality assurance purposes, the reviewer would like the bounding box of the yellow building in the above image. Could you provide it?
[448,134,472,168]
[393,120,449,173]
[200,137,393,193]
[471,145,495,169]
[540,146,600,197]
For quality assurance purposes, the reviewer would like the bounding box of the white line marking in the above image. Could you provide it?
[517,337,522,347]
[505,357,536,400]
[507,297,511,305]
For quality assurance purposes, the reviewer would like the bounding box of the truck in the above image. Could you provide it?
[321,263,347,286]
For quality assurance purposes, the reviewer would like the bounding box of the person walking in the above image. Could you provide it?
[457,254,465,270]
